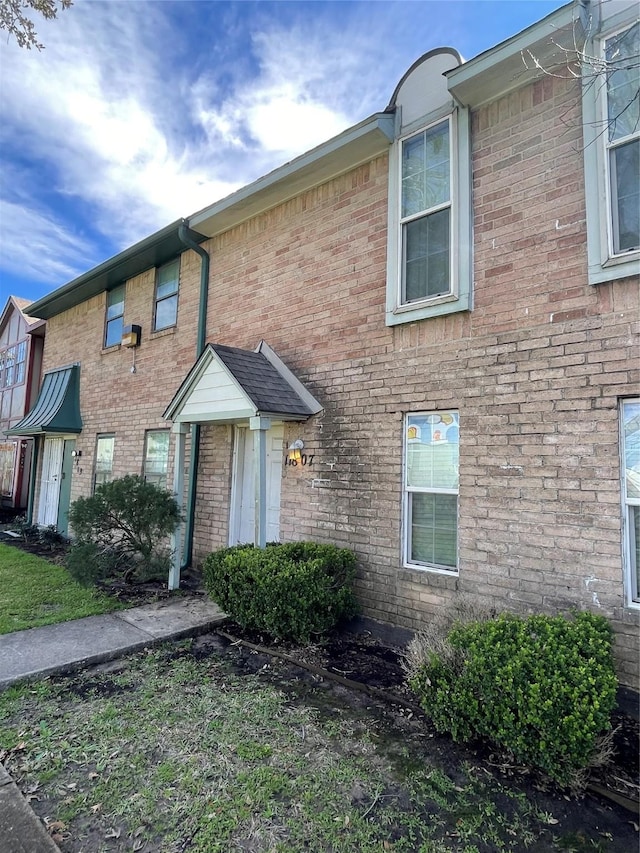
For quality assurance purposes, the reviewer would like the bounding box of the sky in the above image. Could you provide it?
[0,0,568,306]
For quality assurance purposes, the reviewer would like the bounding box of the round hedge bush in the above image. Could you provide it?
[203,541,358,642]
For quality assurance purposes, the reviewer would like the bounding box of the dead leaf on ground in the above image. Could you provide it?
[104,827,121,839]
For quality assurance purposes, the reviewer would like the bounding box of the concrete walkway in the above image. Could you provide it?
[0,595,227,851]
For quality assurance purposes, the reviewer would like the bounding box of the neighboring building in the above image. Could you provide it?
[17,1,639,688]
[0,297,45,513]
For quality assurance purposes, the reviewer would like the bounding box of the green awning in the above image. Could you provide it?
[9,365,82,435]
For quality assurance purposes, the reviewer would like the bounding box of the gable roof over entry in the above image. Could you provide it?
[164,341,322,425]
[9,365,82,435]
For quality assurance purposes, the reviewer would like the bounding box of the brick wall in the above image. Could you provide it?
[40,72,639,687]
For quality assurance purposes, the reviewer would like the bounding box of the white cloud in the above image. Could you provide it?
[0,199,96,285]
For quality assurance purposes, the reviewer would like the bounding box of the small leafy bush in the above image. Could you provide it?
[203,541,358,642]
[66,475,181,585]
[406,610,618,787]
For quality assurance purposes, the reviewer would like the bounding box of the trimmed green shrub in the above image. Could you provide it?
[66,475,181,585]
[203,541,358,642]
[406,611,618,787]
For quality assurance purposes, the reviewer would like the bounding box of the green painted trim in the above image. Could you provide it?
[27,220,207,320]
[10,365,83,435]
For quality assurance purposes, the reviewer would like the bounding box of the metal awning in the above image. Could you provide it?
[9,365,82,435]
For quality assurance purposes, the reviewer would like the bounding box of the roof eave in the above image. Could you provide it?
[446,2,585,108]
[27,220,207,320]
[188,112,395,238]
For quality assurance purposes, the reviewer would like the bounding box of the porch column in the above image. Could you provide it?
[169,421,189,590]
[249,416,271,548]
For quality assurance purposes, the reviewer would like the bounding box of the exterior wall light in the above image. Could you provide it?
[288,439,304,462]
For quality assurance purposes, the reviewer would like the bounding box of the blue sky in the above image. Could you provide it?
[0,0,567,306]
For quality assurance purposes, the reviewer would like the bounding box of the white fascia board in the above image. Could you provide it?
[189,113,395,238]
[446,2,585,107]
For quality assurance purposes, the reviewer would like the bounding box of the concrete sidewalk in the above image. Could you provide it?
[0,594,227,851]
[0,595,227,690]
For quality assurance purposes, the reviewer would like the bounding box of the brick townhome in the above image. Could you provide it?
[17,1,639,689]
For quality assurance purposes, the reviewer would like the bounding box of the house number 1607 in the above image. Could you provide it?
[285,455,314,467]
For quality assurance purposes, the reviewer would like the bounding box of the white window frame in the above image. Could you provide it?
[94,434,115,491]
[403,411,459,574]
[621,398,640,608]
[582,15,640,285]
[143,429,170,489]
[387,106,472,326]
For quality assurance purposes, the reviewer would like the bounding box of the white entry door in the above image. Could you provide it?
[231,424,283,545]
[38,437,64,527]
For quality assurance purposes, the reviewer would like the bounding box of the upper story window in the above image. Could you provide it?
[401,119,451,303]
[605,23,639,256]
[582,17,640,284]
[104,285,125,348]
[0,341,26,388]
[386,49,471,326]
[153,259,180,331]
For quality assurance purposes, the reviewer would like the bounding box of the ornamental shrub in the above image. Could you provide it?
[406,610,618,787]
[66,475,181,585]
[203,541,358,642]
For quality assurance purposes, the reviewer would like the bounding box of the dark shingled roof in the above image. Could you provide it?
[211,344,313,418]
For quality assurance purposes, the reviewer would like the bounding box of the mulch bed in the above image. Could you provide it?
[1,526,638,820]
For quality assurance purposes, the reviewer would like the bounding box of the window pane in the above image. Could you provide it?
[106,285,125,320]
[606,23,640,142]
[410,492,457,568]
[610,139,640,252]
[105,316,123,347]
[403,209,450,301]
[156,260,180,299]
[144,430,169,488]
[623,400,640,500]
[95,436,114,488]
[0,442,16,497]
[402,122,450,218]
[630,506,640,601]
[155,295,178,330]
[406,412,459,489]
